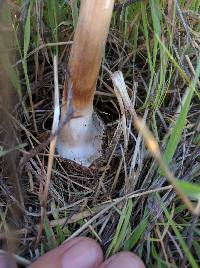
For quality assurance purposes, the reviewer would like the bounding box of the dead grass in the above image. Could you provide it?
[0,0,200,267]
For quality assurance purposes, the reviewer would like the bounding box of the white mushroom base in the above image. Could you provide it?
[56,112,104,167]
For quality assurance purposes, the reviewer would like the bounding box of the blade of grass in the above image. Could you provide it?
[141,2,153,73]
[123,212,148,250]
[22,1,37,131]
[156,34,200,99]
[43,54,60,207]
[47,0,59,54]
[150,0,161,71]
[106,199,133,256]
[44,217,58,250]
[37,55,60,245]
[0,143,27,158]
[193,241,200,260]
[71,0,79,30]
[164,56,200,164]
[175,180,200,200]
[161,199,198,268]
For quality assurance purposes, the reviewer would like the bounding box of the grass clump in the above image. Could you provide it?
[0,0,200,267]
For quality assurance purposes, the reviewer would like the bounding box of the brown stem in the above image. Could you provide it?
[64,0,114,115]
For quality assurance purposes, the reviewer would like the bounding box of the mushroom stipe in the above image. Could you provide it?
[57,0,114,166]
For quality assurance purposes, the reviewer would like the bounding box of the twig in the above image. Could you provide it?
[42,55,60,207]
[12,41,73,68]
[36,55,60,245]
[36,55,61,245]
[35,58,75,246]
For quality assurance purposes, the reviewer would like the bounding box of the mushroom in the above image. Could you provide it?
[57,0,114,166]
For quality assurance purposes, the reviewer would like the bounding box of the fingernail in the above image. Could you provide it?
[61,237,103,268]
[101,252,145,268]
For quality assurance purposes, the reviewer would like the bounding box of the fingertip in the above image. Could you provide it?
[29,236,103,268]
[61,237,103,268]
[99,251,145,268]
[0,255,17,268]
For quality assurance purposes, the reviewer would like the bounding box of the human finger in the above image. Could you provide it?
[98,252,145,268]
[29,237,103,268]
[0,255,17,268]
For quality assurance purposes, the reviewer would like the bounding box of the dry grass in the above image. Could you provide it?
[0,1,200,267]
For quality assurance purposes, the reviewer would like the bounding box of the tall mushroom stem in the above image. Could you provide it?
[57,0,114,166]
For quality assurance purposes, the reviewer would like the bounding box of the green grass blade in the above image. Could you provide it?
[124,213,148,250]
[156,34,200,99]
[23,3,31,60]
[22,1,38,129]
[0,143,27,158]
[71,0,79,30]
[175,180,200,200]
[106,199,133,256]
[164,57,200,164]
[44,217,58,250]
[193,241,200,260]
[141,2,153,73]
[150,0,161,71]
[162,201,198,268]
[47,0,58,54]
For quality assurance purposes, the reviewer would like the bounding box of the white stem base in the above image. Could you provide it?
[56,112,104,167]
